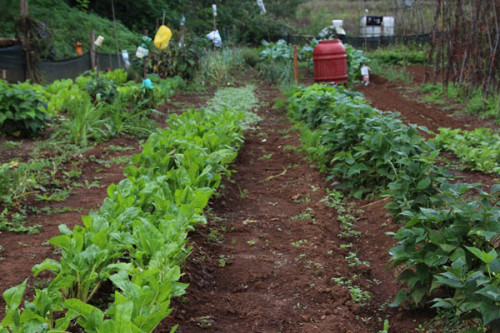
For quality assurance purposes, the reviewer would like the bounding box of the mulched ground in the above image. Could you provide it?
[0,68,497,332]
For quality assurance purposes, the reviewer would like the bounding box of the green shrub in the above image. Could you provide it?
[243,49,259,67]
[389,183,500,327]
[0,80,49,137]
[84,76,118,104]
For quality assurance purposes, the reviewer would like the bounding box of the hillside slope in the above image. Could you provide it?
[1,0,139,59]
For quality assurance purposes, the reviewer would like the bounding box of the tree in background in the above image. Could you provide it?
[67,0,304,44]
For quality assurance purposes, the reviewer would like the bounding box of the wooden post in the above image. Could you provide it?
[111,0,121,68]
[143,30,148,80]
[2,70,6,80]
[90,30,95,70]
[213,5,217,50]
[20,0,33,82]
[293,45,299,84]
[96,45,100,78]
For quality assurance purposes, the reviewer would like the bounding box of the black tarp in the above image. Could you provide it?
[0,44,122,83]
[0,44,24,69]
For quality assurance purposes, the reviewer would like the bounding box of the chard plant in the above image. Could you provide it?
[0,85,260,332]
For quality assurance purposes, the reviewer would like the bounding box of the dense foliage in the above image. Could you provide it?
[0,80,49,137]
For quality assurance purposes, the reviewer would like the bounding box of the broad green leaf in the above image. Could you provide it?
[389,289,407,307]
[32,259,61,277]
[1,279,27,327]
[417,177,431,190]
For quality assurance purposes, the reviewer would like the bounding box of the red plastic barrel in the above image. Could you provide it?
[313,39,348,84]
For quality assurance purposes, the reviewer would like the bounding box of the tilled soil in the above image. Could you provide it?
[0,69,497,332]
[357,70,498,136]
[157,85,432,332]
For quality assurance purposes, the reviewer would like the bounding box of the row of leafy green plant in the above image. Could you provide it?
[284,83,500,330]
[418,83,500,124]
[249,39,370,86]
[432,127,500,176]
[0,85,259,332]
[0,70,185,233]
[1,69,184,141]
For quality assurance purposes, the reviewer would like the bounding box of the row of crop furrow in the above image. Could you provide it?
[285,83,500,329]
[0,86,258,332]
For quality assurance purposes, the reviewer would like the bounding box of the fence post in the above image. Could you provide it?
[90,30,95,71]
[111,0,121,68]
[20,0,34,82]
[293,45,299,84]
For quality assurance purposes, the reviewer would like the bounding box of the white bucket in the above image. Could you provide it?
[94,35,104,47]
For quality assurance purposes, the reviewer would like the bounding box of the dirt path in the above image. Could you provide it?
[356,73,498,136]
[158,85,430,332]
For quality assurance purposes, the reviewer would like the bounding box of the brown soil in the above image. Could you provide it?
[357,72,497,136]
[0,69,497,333]
[157,84,433,332]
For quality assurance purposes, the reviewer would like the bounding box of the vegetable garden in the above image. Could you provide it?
[1,1,499,332]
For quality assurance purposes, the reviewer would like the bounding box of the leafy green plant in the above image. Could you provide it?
[84,76,118,104]
[432,128,500,175]
[344,43,370,85]
[0,80,49,137]
[388,184,500,327]
[0,85,259,332]
[196,48,245,85]
[366,44,427,66]
[242,48,259,67]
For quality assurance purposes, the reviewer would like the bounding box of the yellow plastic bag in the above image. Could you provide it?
[154,25,172,49]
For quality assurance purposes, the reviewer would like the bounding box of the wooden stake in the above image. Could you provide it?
[293,45,299,84]
[111,0,121,68]
[20,0,33,81]
[90,30,95,70]
[143,30,148,80]
[96,46,100,79]
[213,8,217,50]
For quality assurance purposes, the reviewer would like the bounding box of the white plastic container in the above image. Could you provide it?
[360,17,381,37]
[332,20,343,29]
[383,16,395,36]
[135,46,149,58]
[94,35,104,47]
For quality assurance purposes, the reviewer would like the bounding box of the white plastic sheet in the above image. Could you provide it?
[207,30,222,48]
[121,50,131,68]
